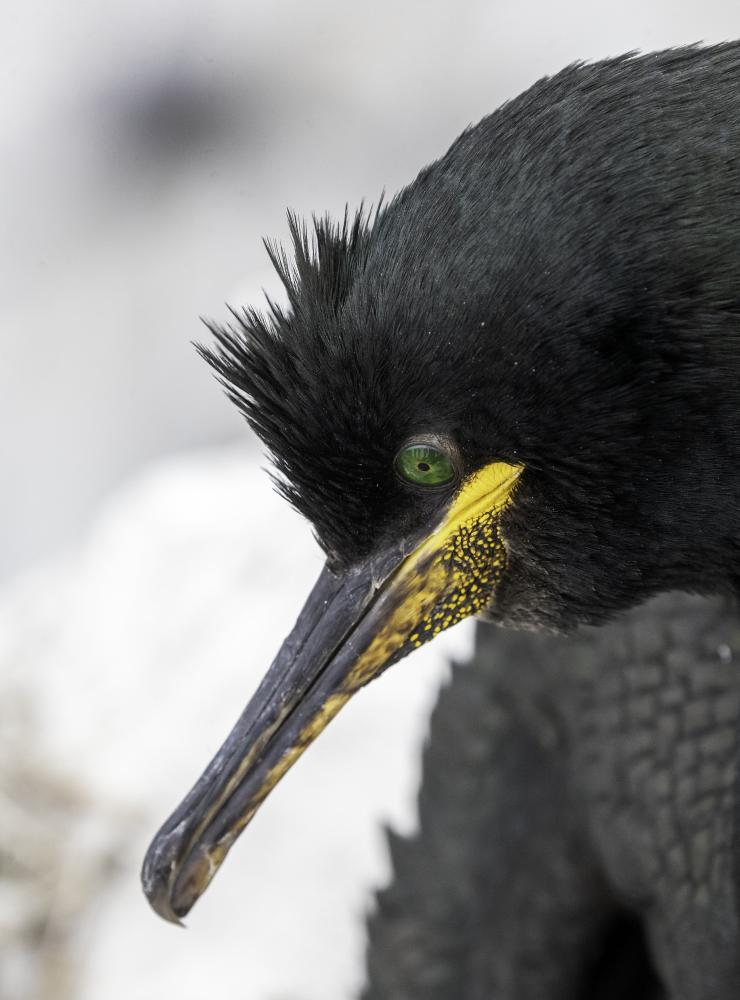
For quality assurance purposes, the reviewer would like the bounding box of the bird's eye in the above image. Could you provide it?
[394,442,456,487]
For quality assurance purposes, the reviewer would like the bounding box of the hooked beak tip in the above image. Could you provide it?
[141,833,188,925]
[150,891,187,927]
[142,875,186,925]
[141,459,522,922]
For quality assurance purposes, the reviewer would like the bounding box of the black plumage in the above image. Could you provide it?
[143,43,740,997]
[364,594,739,998]
[202,43,740,629]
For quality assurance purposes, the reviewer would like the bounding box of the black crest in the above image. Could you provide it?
[198,204,422,559]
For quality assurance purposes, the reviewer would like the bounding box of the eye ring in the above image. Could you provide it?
[394,435,460,490]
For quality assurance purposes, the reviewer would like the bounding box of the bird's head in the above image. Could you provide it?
[143,49,740,921]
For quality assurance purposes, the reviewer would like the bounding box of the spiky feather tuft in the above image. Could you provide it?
[197,205,395,557]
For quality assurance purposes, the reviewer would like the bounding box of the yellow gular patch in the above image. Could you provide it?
[339,460,523,691]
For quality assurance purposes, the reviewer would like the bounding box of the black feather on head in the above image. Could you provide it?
[199,43,740,629]
[198,203,453,563]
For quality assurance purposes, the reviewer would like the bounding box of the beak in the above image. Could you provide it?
[141,460,522,922]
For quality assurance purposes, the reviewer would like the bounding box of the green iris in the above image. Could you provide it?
[395,442,456,487]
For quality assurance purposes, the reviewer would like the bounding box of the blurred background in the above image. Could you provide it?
[2,1,739,997]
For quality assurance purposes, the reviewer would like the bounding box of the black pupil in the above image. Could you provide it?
[417,461,431,472]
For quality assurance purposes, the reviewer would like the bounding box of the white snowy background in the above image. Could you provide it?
[2,2,740,998]
[0,450,465,999]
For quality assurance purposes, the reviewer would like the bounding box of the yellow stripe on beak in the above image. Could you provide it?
[143,460,523,921]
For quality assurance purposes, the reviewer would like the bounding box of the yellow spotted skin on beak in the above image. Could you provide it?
[282,460,524,715]
[339,460,523,691]
[407,508,508,646]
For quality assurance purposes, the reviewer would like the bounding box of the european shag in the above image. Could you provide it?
[142,44,740,997]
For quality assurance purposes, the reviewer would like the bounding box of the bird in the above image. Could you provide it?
[141,42,740,998]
